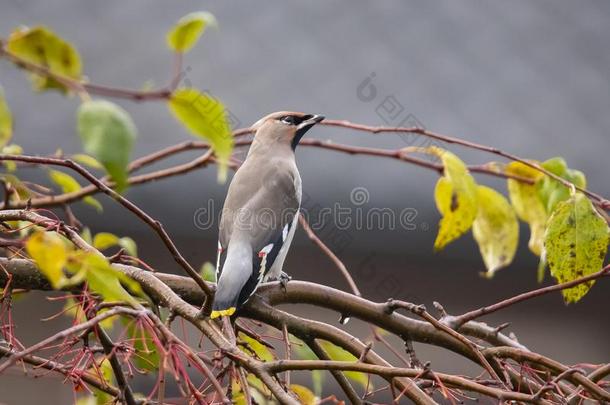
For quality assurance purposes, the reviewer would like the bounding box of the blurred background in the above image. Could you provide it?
[1,1,609,403]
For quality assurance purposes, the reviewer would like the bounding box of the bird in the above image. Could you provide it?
[210,111,325,319]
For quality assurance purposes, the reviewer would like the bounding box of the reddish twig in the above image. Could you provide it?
[321,120,610,210]
[453,264,610,327]
[298,214,361,296]
[0,154,214,306]
[0,306,143,374]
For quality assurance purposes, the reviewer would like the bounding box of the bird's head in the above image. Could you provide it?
[251,111,325,150]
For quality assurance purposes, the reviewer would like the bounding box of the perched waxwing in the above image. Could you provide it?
[210,112,324,319]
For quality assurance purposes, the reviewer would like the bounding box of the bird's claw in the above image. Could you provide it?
[279,272,291,291]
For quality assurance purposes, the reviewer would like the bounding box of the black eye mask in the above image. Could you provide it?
[278,114,313,126]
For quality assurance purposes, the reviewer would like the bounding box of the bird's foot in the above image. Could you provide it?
[279,271,291,291]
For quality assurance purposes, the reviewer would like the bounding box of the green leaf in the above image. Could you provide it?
[538,157,587,214]
[319,341,369,390]
[291,336,324,395]
[0,173,31,201]
[77,100,137,192]
[80,227,93,244]
[92,232,136,256]
[540,157,567,177]
[76,253,141,305]
[166,11,217,53]
[544,192,609,303]
[472,185,519,277]
[83,196,103,213]
[25,231,69,288]
[506,162,547,256]
[167,88,233,182]
[246,374,273,404]
[6,26,82,92]
[71,153,103,170]
[49,169,81,193]
[91,358,114,405]
[125,321,159,372]
[119,237,138,257]
[238,331,275,362]
[427,147,478,250]
[199,261,216,282]
[49,170,102,212]
[0,86,13,148]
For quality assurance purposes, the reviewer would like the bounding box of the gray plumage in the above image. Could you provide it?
[211,111,324,318]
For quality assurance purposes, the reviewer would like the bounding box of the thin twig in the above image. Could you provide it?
[306,338,364,405]
[0,307,143,374]
[94,324,137,405]
[384,300,507,389]
[453,264,610,327]
[298,214,360,296]
[0,155,214,306]
[264,360,549,404]
[321,120,610,210]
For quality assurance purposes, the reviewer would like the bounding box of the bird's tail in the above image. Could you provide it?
[210,241,252,319]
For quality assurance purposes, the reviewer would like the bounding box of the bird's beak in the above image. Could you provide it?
[298,114,325,129]
[294,115,325,148]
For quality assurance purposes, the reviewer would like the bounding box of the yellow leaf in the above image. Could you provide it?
[25,231,69,288]
[319,341,370,390]
[49,169,81,193]
[83,196,103,213]
[7,26,82,92]
[166,11,217,53]
[93,232,119,250]
[238,332,275,362]
[544,192,609,303]
[506,162,546,256]
[71,153,103,170]
[75,396,97,405]
[290,335,324,394]
[76,253,141,305]
[427,147,478,250]
[0,86,13,148]
[472,185,519,277]
[118,237,137,257]
[199,261,216,282]
[0,174,31,201]
[167,88,233,182]
[246,374,273,402]
[1,143,23,172]
[290,384,317,405]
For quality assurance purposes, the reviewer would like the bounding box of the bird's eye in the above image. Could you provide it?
[280,116,295,125]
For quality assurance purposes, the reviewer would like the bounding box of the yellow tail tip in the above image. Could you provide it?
[210,307,236,319]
